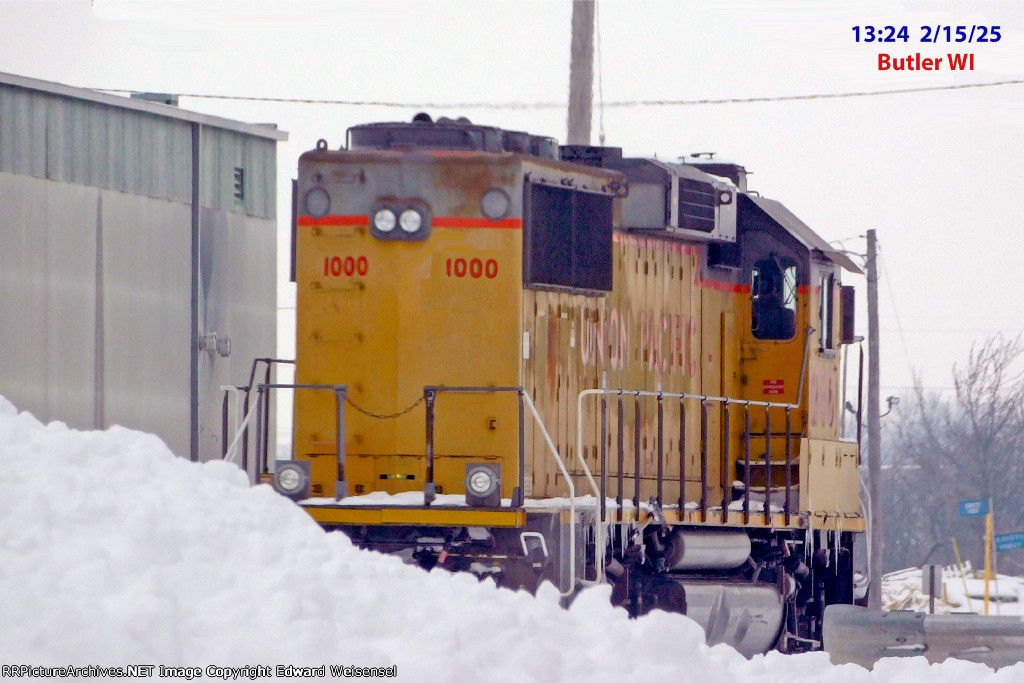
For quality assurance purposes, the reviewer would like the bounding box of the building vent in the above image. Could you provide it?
[233,168,245,201]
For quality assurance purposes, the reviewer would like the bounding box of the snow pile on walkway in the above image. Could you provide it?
[0,397,1020,681]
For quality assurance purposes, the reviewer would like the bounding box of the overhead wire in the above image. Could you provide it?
[85,78,1024,110]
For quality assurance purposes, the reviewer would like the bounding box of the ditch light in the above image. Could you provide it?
[274,460,311,501]
[465,463,501,507]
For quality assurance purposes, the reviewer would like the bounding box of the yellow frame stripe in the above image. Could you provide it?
[304,506,528,528]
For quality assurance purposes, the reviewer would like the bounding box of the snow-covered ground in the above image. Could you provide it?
[3,397,1023,681]
[883,565,1024,616]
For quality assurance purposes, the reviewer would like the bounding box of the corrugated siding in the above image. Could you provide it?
[0,174,99,428]
[200,127,275,218]
[0,83,275,218]
[100,191,193,451]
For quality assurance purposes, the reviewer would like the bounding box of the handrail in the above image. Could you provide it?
[221,381,346,492]
[521,391,593,597]
[577,386,805,584]
[579,388,802,411]
[220,358,297,477]
[244,358,296,393]
[421,385,599,596]
[220,385,257,468]
[422,385,524,506]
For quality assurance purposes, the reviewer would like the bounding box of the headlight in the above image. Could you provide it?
[373,208,397,232]
[465,463,501,507]
[399,209,422,233]
[273,460,310,501]
[370,202,431,241]
[305,187,331,218]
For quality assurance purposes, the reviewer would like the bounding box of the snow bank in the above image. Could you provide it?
[0,397,1019,681]
[884,565,1024,616]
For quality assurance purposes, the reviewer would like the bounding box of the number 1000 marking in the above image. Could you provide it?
[324,255,368,277]
[446,257,498,279]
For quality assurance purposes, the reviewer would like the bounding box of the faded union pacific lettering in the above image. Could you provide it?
[579,304,697,375]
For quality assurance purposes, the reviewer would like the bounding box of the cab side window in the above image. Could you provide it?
[751,257,797,340]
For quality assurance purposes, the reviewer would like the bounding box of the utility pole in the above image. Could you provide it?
[867,229,883,609]
[567,0,594,145]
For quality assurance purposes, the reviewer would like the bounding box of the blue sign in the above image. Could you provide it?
[996,533,1024,552]
[958,499,990,516]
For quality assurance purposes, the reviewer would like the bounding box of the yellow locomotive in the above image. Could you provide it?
[261,114,863,655]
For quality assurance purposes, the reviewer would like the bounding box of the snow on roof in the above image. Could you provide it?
[1,394,1019,680]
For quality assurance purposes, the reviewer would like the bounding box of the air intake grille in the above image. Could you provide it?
[678,178,716,232]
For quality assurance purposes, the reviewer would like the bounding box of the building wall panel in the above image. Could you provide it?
[44,96,66,182]
[103,107,126,193]
[197,208,277,460]
[245,135,274,219]
[100,191,192,454]
[199,127,276,219]
[0,172,98,428]
[0,88,45,176]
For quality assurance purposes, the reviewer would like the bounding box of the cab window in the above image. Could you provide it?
[751,257,797,340]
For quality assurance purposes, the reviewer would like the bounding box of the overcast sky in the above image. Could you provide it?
[3,0,1023,402]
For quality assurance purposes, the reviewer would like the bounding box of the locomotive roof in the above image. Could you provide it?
[346,115,559,159]
[298,144,627,192]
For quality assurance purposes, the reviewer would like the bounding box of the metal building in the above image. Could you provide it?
[0,72,287,462]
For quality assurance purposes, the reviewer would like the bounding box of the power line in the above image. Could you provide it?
[604,79,1024,106]
[86,78,1024,110]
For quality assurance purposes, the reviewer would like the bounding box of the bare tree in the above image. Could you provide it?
[883,335,1024,571]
